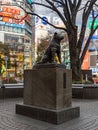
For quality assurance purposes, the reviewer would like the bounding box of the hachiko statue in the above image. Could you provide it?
[39,32,64,64]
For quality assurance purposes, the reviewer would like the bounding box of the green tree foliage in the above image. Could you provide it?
[0,42,10,56]
[0,42,11,74]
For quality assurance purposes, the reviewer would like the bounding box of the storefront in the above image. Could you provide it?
[0,1,33,80]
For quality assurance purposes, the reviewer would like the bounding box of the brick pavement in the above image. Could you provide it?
[0,98,98,130]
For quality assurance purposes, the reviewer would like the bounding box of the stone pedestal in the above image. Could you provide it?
[16,64,80,124]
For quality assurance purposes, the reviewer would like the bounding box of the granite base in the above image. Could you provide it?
[16,103,80,124]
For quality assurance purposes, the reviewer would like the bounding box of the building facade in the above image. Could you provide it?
[0,0,33,78]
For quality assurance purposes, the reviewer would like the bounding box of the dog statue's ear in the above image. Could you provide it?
[54,32,57,35]
[53,32,57,39]
[54,32,57,36]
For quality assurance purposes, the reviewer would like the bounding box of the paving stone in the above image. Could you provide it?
[0,98,98,129]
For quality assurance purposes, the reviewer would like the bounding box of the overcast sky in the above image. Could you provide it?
[34,0,98,31]
[34,1,83,27]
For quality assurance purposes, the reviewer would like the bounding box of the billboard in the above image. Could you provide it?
[0,6,25,25]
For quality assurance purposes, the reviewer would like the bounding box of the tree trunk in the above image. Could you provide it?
[68,29,81,81]
[70,52,81,81]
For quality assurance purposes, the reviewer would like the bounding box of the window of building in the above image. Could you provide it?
[13,27,17,33]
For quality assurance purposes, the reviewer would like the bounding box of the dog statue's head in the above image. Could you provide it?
[53,32,64,42]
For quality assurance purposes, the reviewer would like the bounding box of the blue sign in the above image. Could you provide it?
[42,16,48,25]
[0,21,32,33]
[89,11,98,20]
[91,35,98,39]
[0,21,24,28]
[35,16,39,23]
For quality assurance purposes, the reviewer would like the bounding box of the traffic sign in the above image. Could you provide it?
[41,16,48,25]
[35,16,39,23]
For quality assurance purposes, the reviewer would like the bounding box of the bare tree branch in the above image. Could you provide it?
[80,25,98,65]
[67,0,73,10]
[78,6,86,12]
[73,0,77,6]
[28,12,67,31]
[30,1,53,10]
[51,0,64,6]
[77,0,97,52]
[76,0,82,11]
[80,8,98,64]
[47,0,70,29]
[63,0,76,29]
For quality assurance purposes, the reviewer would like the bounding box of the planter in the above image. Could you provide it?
[72,84,98,99]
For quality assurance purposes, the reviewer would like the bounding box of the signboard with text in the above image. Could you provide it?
[88,11,98,29]
[0,6,25,25]
[35,15,50,30]
[88,20,98,29]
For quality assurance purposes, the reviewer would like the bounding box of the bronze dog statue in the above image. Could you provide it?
[38,32,64,64]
